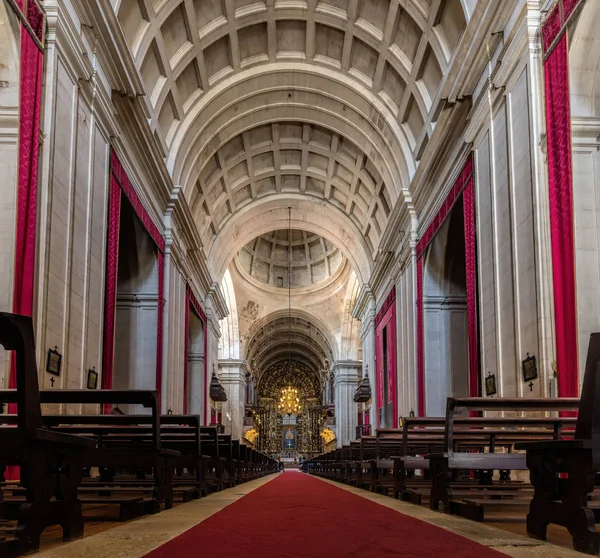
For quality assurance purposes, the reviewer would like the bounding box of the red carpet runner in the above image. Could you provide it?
[144,472,508,557]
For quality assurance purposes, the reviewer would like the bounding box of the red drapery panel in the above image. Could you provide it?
[542,30,579,397]
[9,1,45,392]
[463,178,479,398]
[102,152,165,410]
[416,259,424,416]
[185,284,208,422]
[7,0,45,481]
[416,155,477,415]
[183,294,190,415]
[375,325,384,420]
[539,0,585,400]
[156,252,164,406]
[375,287,397,428]
[100,175,122,413]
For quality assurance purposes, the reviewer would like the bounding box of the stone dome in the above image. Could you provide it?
[236,230,343,288]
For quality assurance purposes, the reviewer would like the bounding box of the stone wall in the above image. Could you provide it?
[36,47,110,404]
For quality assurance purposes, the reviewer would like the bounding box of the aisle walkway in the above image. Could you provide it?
[37,472,580,558]
[142,472,527,558]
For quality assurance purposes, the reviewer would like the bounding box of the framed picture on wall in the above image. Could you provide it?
[46,347,62,376]
[522,353,538,383]
[485,372,497,396]
[86,368,98,389]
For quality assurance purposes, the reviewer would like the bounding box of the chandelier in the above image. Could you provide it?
[278,386,302,415]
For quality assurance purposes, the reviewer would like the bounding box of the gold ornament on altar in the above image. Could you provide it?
[277,386,302,415]
[320,428,335,444]
[243,428,259,444]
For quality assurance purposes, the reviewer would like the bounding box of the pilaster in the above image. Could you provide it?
[356,288,376,426]
[218,359,247,440]
[332,360,361,446]
[525,1,556,395]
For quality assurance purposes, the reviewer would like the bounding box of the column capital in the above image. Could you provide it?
[218,359,247,384]
[207,282,229,321]
[332,360,362,384]
[352,284,375,321]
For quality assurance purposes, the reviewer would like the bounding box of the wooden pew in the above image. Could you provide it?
[0,313,94,557]
[516,333,600,555]
[199,427,225,492]
[428,397,578,520]
[358,436,377,490]
[42,413,207,505]
[370,429,404,495]
[218,434,235,487]
[36,389,179,513]
[348,441,362,486]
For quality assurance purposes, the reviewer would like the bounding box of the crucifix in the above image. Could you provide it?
[49,377,55,387]
[528,381,534,392]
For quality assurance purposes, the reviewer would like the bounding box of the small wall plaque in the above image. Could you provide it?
[485,372,497,396]
[46,347,62,376]
[87,367,98,389]
[522,353,538,383]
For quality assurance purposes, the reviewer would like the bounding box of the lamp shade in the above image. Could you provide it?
[209,371,227,402]
[353,373,371,402]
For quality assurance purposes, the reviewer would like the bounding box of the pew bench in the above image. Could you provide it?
[0,313,94,557]
[516,333,600,555]
[37,390,179,513]
[428,397,579,521]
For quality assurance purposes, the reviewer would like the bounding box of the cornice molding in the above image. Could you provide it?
[72,0,145,98]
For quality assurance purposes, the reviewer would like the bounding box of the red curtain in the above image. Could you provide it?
[416,259,424,415]
[156,252,164,407]
[203,324,208,424]
[416,156,476,415]
[7,0,45,480]
[183,292,190,415]
[375,287,397,427]
[463,178,479,398]
[102,152,166,410]
[100,175,122,413]
[542,11,579,398]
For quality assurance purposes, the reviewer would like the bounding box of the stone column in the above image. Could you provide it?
[359,293,376,426]
[525,3,556,395]
[204,282,227,424]
[333,361,361,446]
[219,359,246,440]
[187,351,205,416]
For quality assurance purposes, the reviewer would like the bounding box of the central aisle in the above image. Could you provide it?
[144,471,509,558]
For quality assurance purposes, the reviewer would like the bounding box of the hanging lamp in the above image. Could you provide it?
[277,207,302,416]
[209,364,227,402]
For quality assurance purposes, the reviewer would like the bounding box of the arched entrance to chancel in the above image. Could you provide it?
[569,0,600,387]
[245,310,335,461]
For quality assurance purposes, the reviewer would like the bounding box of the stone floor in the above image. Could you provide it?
[36,473,582,558]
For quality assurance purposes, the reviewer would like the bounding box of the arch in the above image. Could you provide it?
[171,67,414,194]
[210,197,374,284]
[244,310,337,388]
